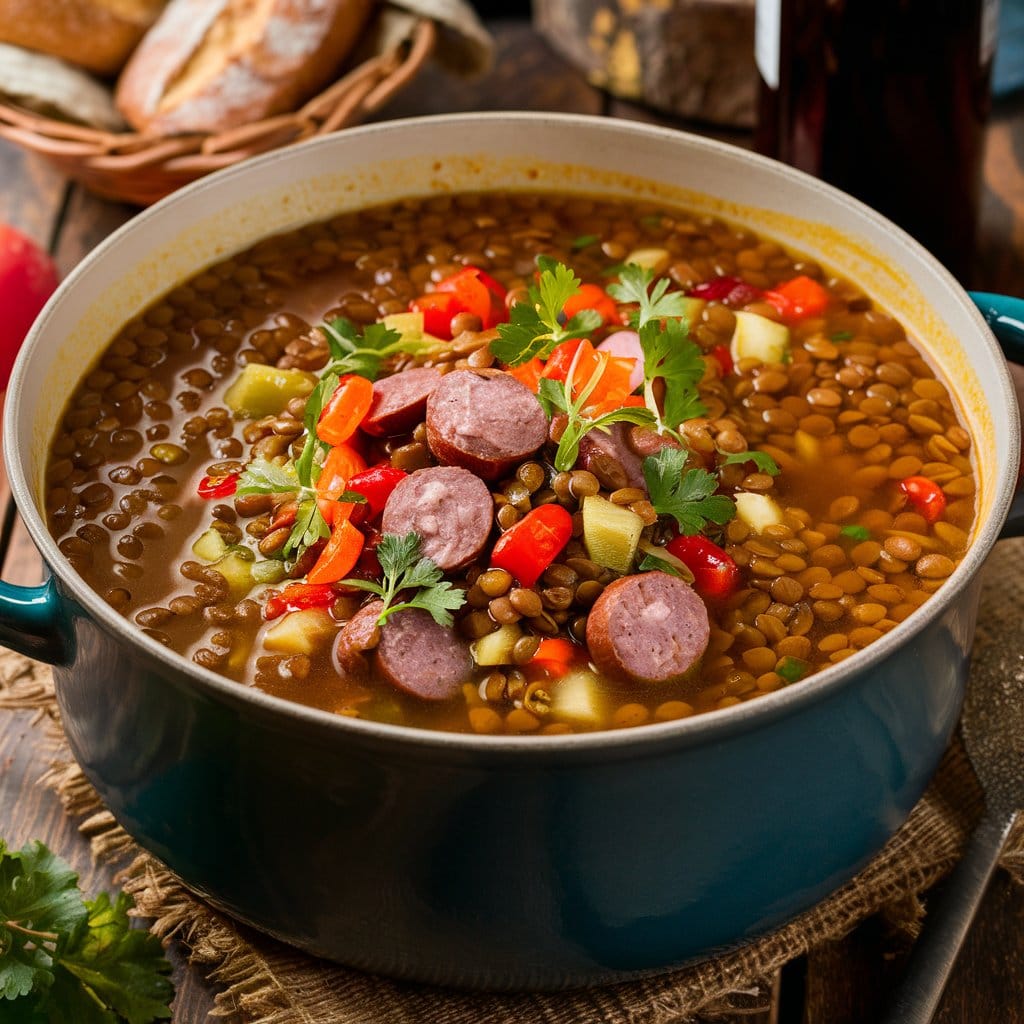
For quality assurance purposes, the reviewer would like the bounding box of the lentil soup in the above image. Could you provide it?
[44,191,977,735]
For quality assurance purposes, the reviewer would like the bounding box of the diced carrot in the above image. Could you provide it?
[763,275,829,321]
[307,519,365,585]
[317,375,374,446]
[315,442,367,525]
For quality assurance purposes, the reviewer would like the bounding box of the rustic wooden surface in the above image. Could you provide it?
[0,18,1022,1024]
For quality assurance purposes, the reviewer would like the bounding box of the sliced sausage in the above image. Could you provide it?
[425,369,548,481]
[334,599,383,679]
[380,466,492,570]
[577,421,646,490]
[627,425,684,459]
[361,367,442,437]
[586,572,710,685]
[375,608,471,701]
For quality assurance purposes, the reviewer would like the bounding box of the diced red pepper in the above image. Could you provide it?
[264,582,337,620]
[528,637,583,678]
[307,518,365,585]
[437,266,508,330]
[541,339,636,413]
[410,291,460,339]
[490,504,573,588]
[198,473,239,500]
[346,464,407,521]
[763,275,829,321]
[315,442,367,526]
[317,374,374,447]
[898,475,947,523]
[506,356,544,392]
[562,283,618,326]
[709,344,733,377]
[688,276,762,307]
[664,534,741,601]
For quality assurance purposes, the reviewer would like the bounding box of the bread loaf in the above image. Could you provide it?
[0,0,166,75]
[115,0,376,135]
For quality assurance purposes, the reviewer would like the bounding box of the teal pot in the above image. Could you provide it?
[2,114,1023,988]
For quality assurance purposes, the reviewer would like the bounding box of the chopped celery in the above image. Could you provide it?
[472,623,522,666]
[582,494,644,574]
[223,363,317,418]
[264,607,335,655]
[191,528,227,563]
[252,559,287,585]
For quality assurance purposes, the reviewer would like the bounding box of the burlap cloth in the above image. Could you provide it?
[3,542,1024,1022]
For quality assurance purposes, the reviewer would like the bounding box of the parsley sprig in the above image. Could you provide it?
[537,346,654,472]
[608,263,693,326]
[321,317,423,382]
[0,838,173,1022]
[718,449,781,475]
[340,532,466,628]
[490,255,603,367]
[642,447,735,535]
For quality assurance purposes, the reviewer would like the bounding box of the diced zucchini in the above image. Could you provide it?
[213,551,254,600]
[382,311,424,341]
[264,607,336,655]
[472,623,523,666]
[583,495,644,574]
[735,492,784,534]
[624,247,671,274]
[252,559,287,585]
[191,528,227,562]
[223,363,317,418]
[549,669,606,728]
[730,310,790,366]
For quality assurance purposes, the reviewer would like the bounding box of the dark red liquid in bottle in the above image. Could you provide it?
[755,0,997,283]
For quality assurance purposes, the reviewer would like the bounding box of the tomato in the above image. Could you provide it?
[708,344,734,377]
[562,283,617,325]
[410,292,460,338]
[898,475,947,523]
[664,534,741,600]
[345,464,407,520]
[0,224,59,391]
[763,275,829,321]
[409,266,509,339]
[490,504,573,588]
[688,276,762,307]
[528,637,583,678]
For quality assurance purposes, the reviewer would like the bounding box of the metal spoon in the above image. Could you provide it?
[879,607,1023,1024]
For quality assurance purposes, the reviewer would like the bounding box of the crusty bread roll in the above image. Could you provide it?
[115,0,376,135]
[0,0,166,75]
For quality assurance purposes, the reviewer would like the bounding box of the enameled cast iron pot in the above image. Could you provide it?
[3,114,1024,989]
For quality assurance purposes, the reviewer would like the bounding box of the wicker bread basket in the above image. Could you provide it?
[0,19,436,206]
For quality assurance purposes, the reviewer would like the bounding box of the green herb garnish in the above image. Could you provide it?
[490,256,603,367]
[340,532,466,628]
[637,552,687,579]
[719,449,781,475]
[607,263,692,327]
[777,656,810,683]
[642,447,735,535]
[840,524,872,542]
[0,838,173,1023]
[830,330,854,341]
[320,318,422,382]
[571,234,600,250]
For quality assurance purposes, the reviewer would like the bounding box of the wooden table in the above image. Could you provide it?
[1,18,1023,1023]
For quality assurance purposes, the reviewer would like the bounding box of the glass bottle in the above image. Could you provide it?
[754,0,1000,283]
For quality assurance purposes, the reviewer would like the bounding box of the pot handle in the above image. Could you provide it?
[970,293,1024,538]
[0,576,70,665]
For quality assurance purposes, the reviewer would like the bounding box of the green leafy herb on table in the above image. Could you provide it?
[537,357,654,473]
[340,532,466,628]
[643,447,735,535]
[490,255,603,367]
[0,839,173,1023]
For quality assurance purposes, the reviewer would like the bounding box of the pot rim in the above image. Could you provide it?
[5,110,1016,755]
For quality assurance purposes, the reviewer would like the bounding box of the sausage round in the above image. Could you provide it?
[361,367,442,437]
[375,608,471,701]
[627,425,683,460]
[334,599,383,679]
[425,369,548,481]
[577,421,646,490]
[380,466,492,570]
[586,571,710,685]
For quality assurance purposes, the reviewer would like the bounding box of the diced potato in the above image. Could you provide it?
[382,311,424,341]
[583,495,644,574]
[549,669,606,728]
[735,492,784,534]
[223,363,317,418]
[624,247,671,274]
[213,551,254,600]
[264,607,336,655]
[730,310,790,366]
[191,528,227,563]
[472,623,522,666]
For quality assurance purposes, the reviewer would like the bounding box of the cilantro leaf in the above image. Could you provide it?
[643,448,736,534]
[608,263,691,328]
[58,892,172,1024]
[719,449,781,476]
[320,318,411,381]
[343,532,466,628]
[0,840,87,1001]
[490,257,602,367]
[236,458,301,496]
[638,318,707,436]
